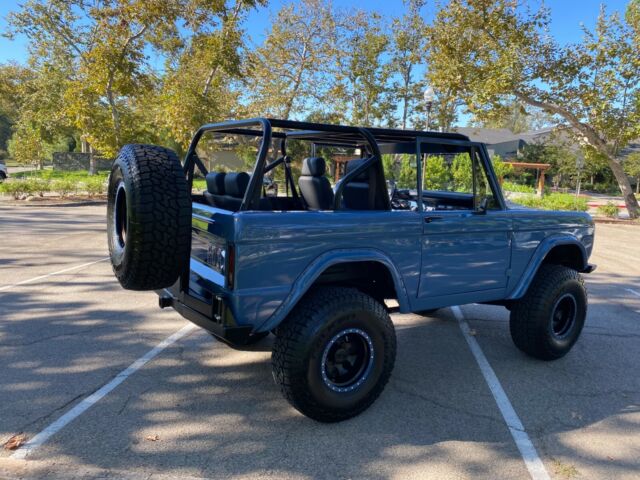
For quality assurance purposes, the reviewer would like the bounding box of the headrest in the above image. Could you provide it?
[224,172,250,198]
[301,157,326,177]
[345,158,369,181]
[205,172,226,195]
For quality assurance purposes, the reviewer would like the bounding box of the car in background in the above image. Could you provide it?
[0,160,7,182]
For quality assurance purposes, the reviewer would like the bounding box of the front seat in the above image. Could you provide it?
[298,157,334,210]
[342,158,376,210]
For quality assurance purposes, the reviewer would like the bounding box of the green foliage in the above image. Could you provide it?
[398,156,416,189]
[491,155,513,179]
[0,179,29,199]
[425,0,640,217]
[424,155,451,190]
[597,201,619,218]
[516,193,588,212]
[452,153,472,192]
[7,123,46,169]
[83,177,106,197]
[502,181,535,194]
[50,178,77,198]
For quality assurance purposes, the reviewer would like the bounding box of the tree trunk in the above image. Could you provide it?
[89,144,96,176]
[514,91,640,219]
[606,155,639,218]
[105,80,122,148]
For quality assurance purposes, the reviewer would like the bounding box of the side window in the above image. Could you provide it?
[421,145,500,211]
[472,150,500,210]
[422,152,473,193]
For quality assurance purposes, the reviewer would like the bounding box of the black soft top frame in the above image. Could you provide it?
[182,118,476,211]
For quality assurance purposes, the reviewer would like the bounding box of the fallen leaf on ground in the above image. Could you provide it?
[3,433,27,450]
[145,434,160,442]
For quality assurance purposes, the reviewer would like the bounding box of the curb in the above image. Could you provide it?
[2,199,107,208]
[593,217,639,225]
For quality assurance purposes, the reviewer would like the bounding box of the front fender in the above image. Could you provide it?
[507,235,588,300]
[256,248,411,332]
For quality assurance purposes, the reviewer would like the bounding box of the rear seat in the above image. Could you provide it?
[204,171,250,211]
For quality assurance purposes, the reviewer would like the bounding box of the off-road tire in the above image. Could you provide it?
[272,287,396,422]
[107,144,191,290]
[510,264,587,360]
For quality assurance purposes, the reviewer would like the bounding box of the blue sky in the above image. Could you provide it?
[0,0,632,65]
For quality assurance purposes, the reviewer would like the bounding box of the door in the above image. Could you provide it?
[416,142,512,300]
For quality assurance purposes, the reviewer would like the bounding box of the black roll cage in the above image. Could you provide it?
[182,117,505,211]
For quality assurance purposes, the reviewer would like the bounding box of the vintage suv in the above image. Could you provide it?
[106,118,595,422]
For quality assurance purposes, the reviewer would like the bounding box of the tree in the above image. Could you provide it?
[388,0,426,129]
[159,0,265,149]
[625,152,640,194]
[245,0,336,120]
[425,0,640,217]
[471,99,555,133]
[8,122,45,169]
[334,11,391,126]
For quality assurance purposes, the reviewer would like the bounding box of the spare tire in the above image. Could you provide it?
[107,144,191,290]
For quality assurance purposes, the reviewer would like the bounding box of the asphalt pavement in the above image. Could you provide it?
[0,204,638,479]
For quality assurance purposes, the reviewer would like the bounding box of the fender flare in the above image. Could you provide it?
[257,248,411,332]
[507,235,588,300]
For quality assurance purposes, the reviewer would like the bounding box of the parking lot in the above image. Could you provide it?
[0,203,638,480]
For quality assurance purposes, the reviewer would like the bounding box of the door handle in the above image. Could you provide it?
[424,215,444,223]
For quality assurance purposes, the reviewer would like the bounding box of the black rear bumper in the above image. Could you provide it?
[156,285,253,346]
[581,263,597,273]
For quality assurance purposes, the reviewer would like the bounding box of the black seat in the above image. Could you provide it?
[298,157,334,210]
[342,158,376,210]
[219,172,250,211]
[204,172,226,208]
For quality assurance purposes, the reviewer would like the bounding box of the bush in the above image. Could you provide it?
[515,193,588,212]
[502,181,535,194]
[51,179,77,197]
[597,201,619,218]
[25,178,50,197]
[84,177,106,197]
[0,179,30,199]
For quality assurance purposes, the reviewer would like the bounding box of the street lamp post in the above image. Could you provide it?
[423,86,435,131]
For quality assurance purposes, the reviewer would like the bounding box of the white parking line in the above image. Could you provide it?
[451,306,551,480]
[625,288,640,298]
[0,257,109,292]
[11,323,197,460]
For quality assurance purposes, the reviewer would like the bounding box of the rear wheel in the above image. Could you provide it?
[107,144,191,290]
[510,264,587,360]
[272,287,396,422]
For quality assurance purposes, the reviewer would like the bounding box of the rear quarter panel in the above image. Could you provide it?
[232,210,422,329]
[507,209,595,295]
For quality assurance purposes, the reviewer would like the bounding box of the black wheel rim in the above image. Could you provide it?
[551,293,577,338]
[113,182,128,249]
[321,328,374,393]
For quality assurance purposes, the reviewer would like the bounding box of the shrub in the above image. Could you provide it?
[502,181,535,194]
[25,178,50,197]
[84,177,106,197]
[515,193,588,212]
[51,179,77,197]
[597,202,619,218]
[0,179,30,199]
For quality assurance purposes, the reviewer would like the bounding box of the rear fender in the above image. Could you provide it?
[256,249,410,332]
[507,235,588,300]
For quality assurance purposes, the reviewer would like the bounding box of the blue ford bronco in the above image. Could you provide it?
[107,118,595,422]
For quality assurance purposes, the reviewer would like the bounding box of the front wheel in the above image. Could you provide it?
[272,287,396,422]
[510,264,587,360]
